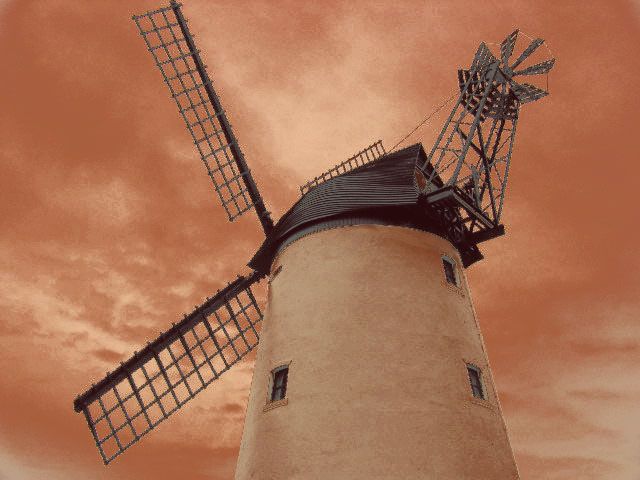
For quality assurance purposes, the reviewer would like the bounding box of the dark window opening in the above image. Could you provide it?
[443,257,458,285]
[270,366,289,402]
[467,364,484,400]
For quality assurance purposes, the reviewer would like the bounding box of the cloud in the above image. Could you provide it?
[1,0,639,479]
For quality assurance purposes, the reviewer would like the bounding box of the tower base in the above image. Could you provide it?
[236,224,518,480]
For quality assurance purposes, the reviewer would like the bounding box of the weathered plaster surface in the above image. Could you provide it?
[236,225,518,480]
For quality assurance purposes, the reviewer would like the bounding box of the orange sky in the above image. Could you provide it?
[1,0,639,479]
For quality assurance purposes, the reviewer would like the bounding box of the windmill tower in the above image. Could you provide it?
[72,2,555,479]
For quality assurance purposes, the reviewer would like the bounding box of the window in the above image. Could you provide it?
[270,366,289,402]
[466,364,485,400]
[442,256,458,285]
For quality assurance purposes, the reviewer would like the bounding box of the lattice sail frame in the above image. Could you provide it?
[133,2,273,234]
[300,140,386,195]
[73,274,264,464]
[417,31,554,237]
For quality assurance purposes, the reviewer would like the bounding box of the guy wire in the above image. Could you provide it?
[388,91,457,153]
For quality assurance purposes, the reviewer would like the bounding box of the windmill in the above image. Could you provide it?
[72,2,555,478]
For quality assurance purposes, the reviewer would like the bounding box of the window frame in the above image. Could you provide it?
[269,364,289,403]
[442,255,459,286]
[466,363,485,400]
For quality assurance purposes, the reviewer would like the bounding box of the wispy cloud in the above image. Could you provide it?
[0,0,638,479]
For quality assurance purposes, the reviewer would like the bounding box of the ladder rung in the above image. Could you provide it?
[149,36,186,52]
[172,80,211,98]
[187,110,224,129]
[138,21,179,36]
[193,126,226,144]
[157,49,197,66]
[132,4,174,20]
[166,67,199,82]
[178,98,208,114]
[202,141,237,159]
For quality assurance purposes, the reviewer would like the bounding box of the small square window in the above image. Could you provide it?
[270,366,289,402]
[466,364,484,400]
[442,256,458,286]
